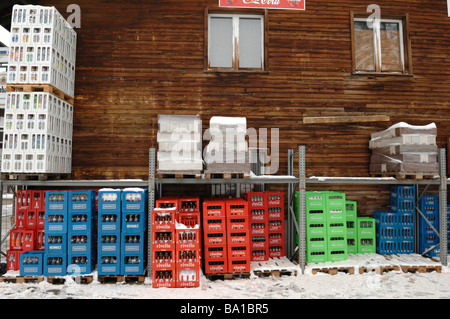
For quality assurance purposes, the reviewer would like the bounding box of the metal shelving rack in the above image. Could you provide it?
[0,146,447,278]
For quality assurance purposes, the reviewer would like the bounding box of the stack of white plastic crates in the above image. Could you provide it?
[2,5,76,175]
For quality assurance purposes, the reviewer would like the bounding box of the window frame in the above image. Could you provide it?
[350,11,413,76]
[205,9,268,72]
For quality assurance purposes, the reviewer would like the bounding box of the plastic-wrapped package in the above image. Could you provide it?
[369,122,439,177]
[156,114,203,173]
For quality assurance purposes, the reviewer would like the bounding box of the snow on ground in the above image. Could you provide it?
[0,263,449,299]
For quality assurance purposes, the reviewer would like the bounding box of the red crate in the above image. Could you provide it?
[6,250,23,271]
[36,230,45,250]
[156,196,179,211]
[227,244,250,259]
[268,206,284,221]
[152,230,176,251]
[266,191,284,208]
[204,245,227,260]
[37,211,45,230]
[176,227,200,251]
[23,230,36,251]
[227,230,249,245]
[250,222,268,237]
[152,207,176,229]
[269,244,285,257]
[228,258,250,273]
[177,256,200,269]
[178,212,200,228]
[226,216,249,232]
[251,249,269,262]
[152,251,176,270]
[10,229,24,250]
[250,236,268,250]
[176,268,200,288]
[203,216,226,233]
[204,231,227,246]
[204,258,227,274]
[25,210,37,230]
[249,208,268,223]
[16,190,31,211]
[225,198,248,218]
[268,218,285,233]
[203,198,226,218]
[178,196,200,213]
[152,269,176,288]
[31,190,44,210]
[268,232,284,246]
[244,192,267,210]
[15,210,26,229]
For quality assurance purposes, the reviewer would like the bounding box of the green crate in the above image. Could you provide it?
[307,222,327,237]
[307,236,327,251]
[357,217,376,238]
[347,236,358,254]
[328,247,348,262]
[328,235,347,250]
[327,222,346,237]
[346,200,357,220]
[324,192,346,210]
[346,219,356,237]
[306,249,328,264]
[357,237,376,254]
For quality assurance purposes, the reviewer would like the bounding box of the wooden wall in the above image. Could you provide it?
[39,0,450,215]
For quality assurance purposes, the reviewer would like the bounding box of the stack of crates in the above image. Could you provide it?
[266,191,285,258]
[225,198,250,273]
[120,189,147,276]
[305,191,348,263]
[97,189,122,276]
[418,195,439,257]
[7,189,45,272]
[67,190,96,275]
[2,4,76,175]
[176,196,201,287]
[44,190,68,276]
[245,192,269,261]
[345,201,357,254]
[152,205,176,288]
[202,198,228,274]
[374,211,398,254]
[356,217,376,253]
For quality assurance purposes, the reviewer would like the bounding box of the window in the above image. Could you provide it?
[351,13,412,75]
[207,13,265,71]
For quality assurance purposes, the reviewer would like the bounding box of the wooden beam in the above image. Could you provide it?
[303,115,390,124]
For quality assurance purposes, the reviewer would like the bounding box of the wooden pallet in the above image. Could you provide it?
[1,173,71,181]
[370,172,438,180]
[311,267,355,275]
[157,171,202,179]
[123,275,146,284]
[6,84,74,104]
[204,172,250,179]
[0,276,44,284]
[205,272,251,281]
[358,265,401,274]
[98,275,125,284]
[70,275,94,284]
[400,264,442,273]
[251,257,298,277]
[46,277,66,285]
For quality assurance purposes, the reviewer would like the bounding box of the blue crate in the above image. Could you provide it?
[67,253,95,275]
[396,226,414,240]
[45,233,67,255]
[390,198,415,213]
[121,253,145,275]
[419,233,439,247]
[20,251,44,276]
[98,211,121,233]
[68,232,95,255]
[390,185,415,200]
[396,240,414,254]
[420,195,438,208]
[377,239,397,254]
[122,211,146,234]
[44,253,67,276]
[69,190,96,214]
[45,191,69,214]
[374,211,398,226]
[121,233,145,255]
[98,233,121,254]
[98,189,122,213]
[376,225,397,240]
[397,213,415,227]
[69,212,95,233]
[45,211,68,234]
[98,252,121,275]
[121,188,147,213]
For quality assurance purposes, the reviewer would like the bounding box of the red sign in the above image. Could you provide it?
[219,0,305,10]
